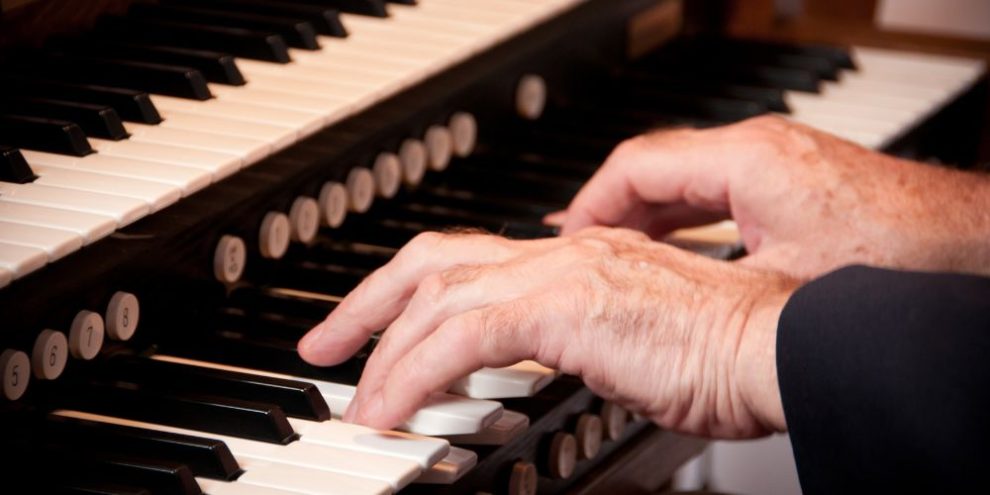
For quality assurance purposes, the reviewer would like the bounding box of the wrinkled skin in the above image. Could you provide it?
[299,116,990,438]
[558,115,990,278]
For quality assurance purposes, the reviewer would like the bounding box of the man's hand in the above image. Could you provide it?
[559,115,990,278]
[298,228,796,438]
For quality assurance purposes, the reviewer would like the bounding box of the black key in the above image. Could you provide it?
[618,71,791,113]
[56,482,152,495]
[262,260,370,296]
[0,115,93,156]
[29,54,212,100]
[227,286,339,322]
[42,413,241,480]
[54,39,246,86]
[162,0,348,37]
[0,77,162,124]
[0,146,37,183]
[161,329,368,386]
[40,379,297,444]
[214,310,317,341]
[129,4,320,50]
[0,97,129,140]
[8,447,201,495]
[287,239,396,272]
[98,16,291,63]
[406,187,559,223]
[290,0,388,18]
[100,355,332,421]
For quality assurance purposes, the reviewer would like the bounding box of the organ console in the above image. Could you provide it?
[0,0,985,494]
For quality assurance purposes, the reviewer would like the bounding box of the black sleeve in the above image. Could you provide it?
[777,265,990,494]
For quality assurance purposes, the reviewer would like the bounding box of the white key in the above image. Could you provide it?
[208,83,353,120]
[124,122,271,165]
[443,410,530,446]
[449,360,556,399]
[0,242,47,278]
[158,110,298,151]
[150,354,503,436]
[414,447,477,485]
[0,268,10,288]
[55,410,411,494]
[0,202,115,245]
[150,94,326,138]
[20,150,211,196]
[30,165,181,213]
[90,139,242,180]
[0,221,81,261]
[196,478,305,495]
[0,182,149,227]
[236,461,391,495]
[287,418,449,468]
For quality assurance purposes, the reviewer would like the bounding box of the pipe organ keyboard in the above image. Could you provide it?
[0,0,985,493]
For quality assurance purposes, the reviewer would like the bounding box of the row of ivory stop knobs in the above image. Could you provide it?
[1,291,142,401]
[493,401,633,495]
[212,111,479,285]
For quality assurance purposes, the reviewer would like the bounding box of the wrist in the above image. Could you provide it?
[734,277,795,433]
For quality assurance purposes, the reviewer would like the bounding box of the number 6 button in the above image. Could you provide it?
[69,310,105,360]
[32,329,67,380]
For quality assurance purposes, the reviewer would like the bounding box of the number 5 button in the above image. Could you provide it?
[1,349,30,400]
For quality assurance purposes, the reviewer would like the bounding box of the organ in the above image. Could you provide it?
[0,0,985,493]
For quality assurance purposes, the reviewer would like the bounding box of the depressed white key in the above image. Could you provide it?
[150,94,326,137]
[287,418,449,468]
[0,202,115,245]
[0,221,81,261]
[124,122,270,165]
[196,478,305,495]
[90,139,241,180]
[31,165,181,213]
[414,447,477,484]
[442,410,529,446]
[449,361,557,399]
[158,110,297,151]
[150,354,503,436]
[0,182,149,227]
[0,242,47,278]
[20,150,211,196]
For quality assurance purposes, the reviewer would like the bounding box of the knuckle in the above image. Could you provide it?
[417,272,451,301]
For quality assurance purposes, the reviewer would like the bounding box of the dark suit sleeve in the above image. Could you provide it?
[777,265,990,494]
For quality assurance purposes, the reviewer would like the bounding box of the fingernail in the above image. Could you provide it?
[298,323,326,356]
[358,392,385,425]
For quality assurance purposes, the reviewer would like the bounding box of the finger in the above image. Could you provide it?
[543,210,567,227]
[560,127,738,236]
[349,299,547,430]
[346,255,571,417]
[298,233,565,366]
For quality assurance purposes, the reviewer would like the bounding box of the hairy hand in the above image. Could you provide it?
[559,115,990,278]
[299,228,796,438]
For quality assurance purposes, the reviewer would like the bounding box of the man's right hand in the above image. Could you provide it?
[557,115,990,279]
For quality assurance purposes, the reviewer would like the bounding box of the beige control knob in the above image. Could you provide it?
[346,167,375,213]
[105,291,139,341]
[399,139,428,186]
[507,460,538,495]
[289,197,320,244]
[600,401,629,441]
[546,431,577,479]
[259,212,291,259]
[32,329,68,380]
[372,152,402,198]
[68,310,105,360]
[448,112,478,158]
[424,125,453,171]
[573,413,603,460]
[516,74,547,120]
[213,235,246,284]
[1,349,30,401]
[319,181,348,228]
